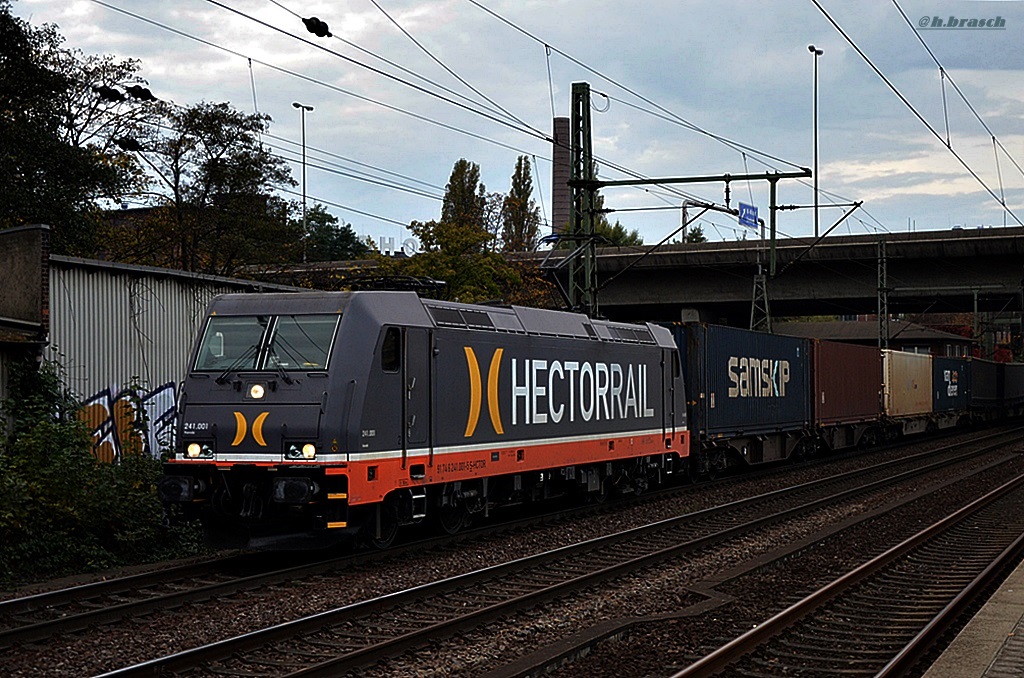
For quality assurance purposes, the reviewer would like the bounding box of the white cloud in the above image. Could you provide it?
[12,0,1024,242]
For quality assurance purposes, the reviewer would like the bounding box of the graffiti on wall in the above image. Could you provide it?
[78,383,177,462]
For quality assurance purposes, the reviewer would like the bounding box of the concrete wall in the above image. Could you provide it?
[0,225,49,335]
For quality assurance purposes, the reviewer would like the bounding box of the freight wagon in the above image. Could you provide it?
[811,340,883,451]
[674,324,812,472]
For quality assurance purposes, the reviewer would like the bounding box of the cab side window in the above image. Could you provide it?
[381,327,401,372]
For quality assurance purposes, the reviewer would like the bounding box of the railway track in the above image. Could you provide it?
[0,551,345,649]
[675,472,1024,677]
[5,426,997,653]
[96,429,1022,677]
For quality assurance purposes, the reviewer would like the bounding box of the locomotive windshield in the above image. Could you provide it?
[194,314,339,372]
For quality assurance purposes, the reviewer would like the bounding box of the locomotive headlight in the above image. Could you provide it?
[185,443,214,459]
[249,383,265,399]
[286,443,317,460]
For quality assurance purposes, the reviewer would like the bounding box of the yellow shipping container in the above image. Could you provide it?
[883,350,933,417]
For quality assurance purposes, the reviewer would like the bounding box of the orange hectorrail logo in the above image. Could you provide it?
[232,411,269,446]
[463,347,504,437]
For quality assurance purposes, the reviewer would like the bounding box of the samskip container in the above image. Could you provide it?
[675,324,811,439]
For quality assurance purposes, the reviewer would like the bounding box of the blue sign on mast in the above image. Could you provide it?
[738,202,758,230]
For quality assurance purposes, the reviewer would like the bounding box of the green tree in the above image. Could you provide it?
[439,159,488,248]
[501,156,541,252]
[398,159,506,301]
[113,101,299,276]
[595,220,643,246]
[303,204,369,262]
[683,223,708,243]
[482,191,504,253]
[382,158,557,306]
[592,189,643,246]
[0,3,136,253]
[562,172,642,248]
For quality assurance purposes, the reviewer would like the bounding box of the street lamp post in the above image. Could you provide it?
[292,101,314,262]
[808,45,823,238]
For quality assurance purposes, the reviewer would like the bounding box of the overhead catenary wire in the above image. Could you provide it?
[465,0,807,173]
[133,113,444,204]
[263,131,445,191]
[458,1,868,238]
[265,0,538,133]
[87,1,899,244]
[275,185,411,227]
[812,0,1024,227]
[201,0,552,143]
[89,2,548,159]
[269,147,443,201]
[364,0,544,138]
[596,91,885,234]
[90,0,774,242]
[891,0,1024,184]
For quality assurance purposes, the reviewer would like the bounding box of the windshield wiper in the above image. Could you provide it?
[214,344,258,385]
[272,360,294,385]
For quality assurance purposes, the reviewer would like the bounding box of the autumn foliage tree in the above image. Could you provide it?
[391,158,557,306]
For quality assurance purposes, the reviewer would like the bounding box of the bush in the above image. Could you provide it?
[0,358,205,586]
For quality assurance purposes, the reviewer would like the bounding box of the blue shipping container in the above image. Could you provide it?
[932,356,968,412]
[675,324,811,439]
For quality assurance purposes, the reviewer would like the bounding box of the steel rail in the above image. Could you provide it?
[99,431,1020,677]
[672,472,1024,677]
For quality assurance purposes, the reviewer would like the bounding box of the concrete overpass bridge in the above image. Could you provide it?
[544,227,1024,326]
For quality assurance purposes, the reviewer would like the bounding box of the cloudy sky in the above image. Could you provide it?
[12,0,1024,248]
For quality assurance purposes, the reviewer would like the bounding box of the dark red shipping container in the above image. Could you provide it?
[812,340,883,426]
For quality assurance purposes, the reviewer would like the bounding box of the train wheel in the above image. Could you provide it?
[436,484,468,535]
[363,501,399,549]
[683,457,698,484]
[707,448,726,480]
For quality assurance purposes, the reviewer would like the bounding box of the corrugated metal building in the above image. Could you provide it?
[1,225,300,458]
[46,256,288,398]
